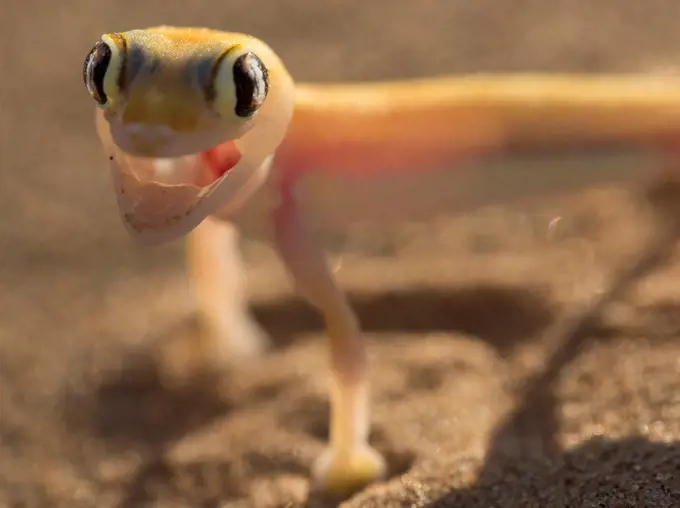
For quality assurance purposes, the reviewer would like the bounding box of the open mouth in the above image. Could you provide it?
[104,134,253,245]
[122,140,242,188]
[95,108,276,246]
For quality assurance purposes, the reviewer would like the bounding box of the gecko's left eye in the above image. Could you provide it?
[207,46,269,120]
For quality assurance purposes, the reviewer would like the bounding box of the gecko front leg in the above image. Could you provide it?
[186,217,269,363]
[272,182,386,497]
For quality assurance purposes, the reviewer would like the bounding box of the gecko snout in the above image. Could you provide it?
[118,123,180,156]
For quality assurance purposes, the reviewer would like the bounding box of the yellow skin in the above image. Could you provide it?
[85,26,680,498]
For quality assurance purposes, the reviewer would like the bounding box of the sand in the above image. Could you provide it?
[2,1,680,506]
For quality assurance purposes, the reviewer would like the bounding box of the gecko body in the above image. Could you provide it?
[84,26,680,497]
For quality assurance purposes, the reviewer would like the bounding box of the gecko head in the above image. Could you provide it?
[83,27,295,245]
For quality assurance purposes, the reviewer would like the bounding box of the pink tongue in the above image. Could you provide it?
[200,141,242,183]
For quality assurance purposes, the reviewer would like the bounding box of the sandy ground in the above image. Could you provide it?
[2,1,680,507]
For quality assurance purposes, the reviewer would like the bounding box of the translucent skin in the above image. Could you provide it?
[93,28,680,244]
[89,26,680,499]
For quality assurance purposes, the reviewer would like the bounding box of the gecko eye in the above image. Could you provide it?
[83,34,125,109]
[83,41,112,105]
[208,47,269,120]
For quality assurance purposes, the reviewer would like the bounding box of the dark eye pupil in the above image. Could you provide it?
[232,52,269,118]
[83,41,112,106]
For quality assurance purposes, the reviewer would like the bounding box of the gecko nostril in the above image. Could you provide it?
[125,123,144,135]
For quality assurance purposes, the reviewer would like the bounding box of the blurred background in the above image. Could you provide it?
[2,1,680,507]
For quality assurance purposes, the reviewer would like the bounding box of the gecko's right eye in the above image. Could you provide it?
[83,41,112,105]
[83,34,126,109]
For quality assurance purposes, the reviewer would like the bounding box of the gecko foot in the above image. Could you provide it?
[202,311,270,366]
[311,444,386,499]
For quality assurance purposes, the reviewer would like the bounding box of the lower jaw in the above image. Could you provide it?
[106,140,244,241]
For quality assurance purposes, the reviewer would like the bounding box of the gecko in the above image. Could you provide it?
[83,26,680,497]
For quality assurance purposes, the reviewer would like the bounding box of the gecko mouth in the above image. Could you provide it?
[97,118,269,246]
[117,141,242,188]
[95,110,274,246]
[105,139,252,245]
